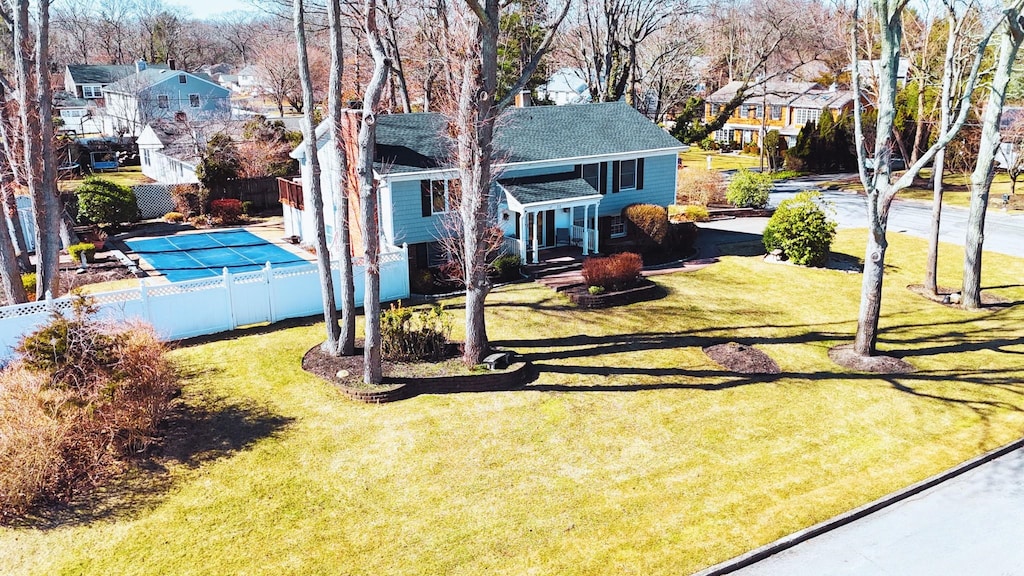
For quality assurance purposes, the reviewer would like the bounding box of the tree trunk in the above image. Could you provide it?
[327,0,355,356]
[854,223,888,355]
[294,0,340,353]
[963,10,1023,309]
[924,11,961,295]
[0,182,27,304]
[0,107,32,272]
[359,0,391,385]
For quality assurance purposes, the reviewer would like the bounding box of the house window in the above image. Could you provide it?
[430,179,458,214]
[178,74,187,84]
[771,105,782,120]
[609,216,626,238]
[157,94,169,109]
[618,159,637,191]
[582,163,600,190]
[82,85,102,98]
[189,94,201,108]
[794,108,821,126]
[755,105,763,119]
[142,149,150,166]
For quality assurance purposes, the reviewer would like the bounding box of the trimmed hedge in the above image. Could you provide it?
[763,191,836,266]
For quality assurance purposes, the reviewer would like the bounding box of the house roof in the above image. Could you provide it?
[66,64,136,85]
[1001,107,1024,132]
[103,68,227,95]
[298,102,683,174]
[790,89,855,110]
[137,120,239,166]
[706,81,818,106]
[53,90,89,108]
[499,172,600,206]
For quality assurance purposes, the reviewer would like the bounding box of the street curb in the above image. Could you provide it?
[691,436,1024,576]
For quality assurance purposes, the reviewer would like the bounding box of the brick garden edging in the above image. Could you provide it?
[565,279,662,309]
[326,360,532,404]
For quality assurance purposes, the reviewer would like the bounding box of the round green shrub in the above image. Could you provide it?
[75,177,139,226]
[726,169,773,208]
[762,191,837,267]
[490,253,522,281]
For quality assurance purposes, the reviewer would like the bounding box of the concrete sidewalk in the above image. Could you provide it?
[711,443,1024,575]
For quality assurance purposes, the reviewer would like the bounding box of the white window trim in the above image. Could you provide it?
[82,85,102,98]
[189,94,201,108]
[609,215,626,238]
[430,179,455,215]
[157,94,169,109]
[618,158,637,191]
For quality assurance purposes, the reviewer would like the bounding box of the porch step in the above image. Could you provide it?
[535,270,585,291]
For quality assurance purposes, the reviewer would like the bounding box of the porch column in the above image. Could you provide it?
[532,209,540,263]
[581,204,589,255]
[592,203,599,254]
[518,210,527,263]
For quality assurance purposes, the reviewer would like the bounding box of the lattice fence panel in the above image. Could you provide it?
[134,184,176,219]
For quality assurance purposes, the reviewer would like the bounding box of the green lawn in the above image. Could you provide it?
[3,230,1024,575]
[838,170,1020,211]
[679,149,762,171]
[58,166,153,192]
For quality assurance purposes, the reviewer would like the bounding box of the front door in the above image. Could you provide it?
[527,210,556,251]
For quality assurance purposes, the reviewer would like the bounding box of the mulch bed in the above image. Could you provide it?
[302,343,530,403]
[906,284,1010,308]
[703,342,781,374]
[565,279,663,308]
[828,344,915,374]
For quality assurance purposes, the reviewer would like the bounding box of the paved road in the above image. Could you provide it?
[770,174,1024,258]
[727,447,1024,576]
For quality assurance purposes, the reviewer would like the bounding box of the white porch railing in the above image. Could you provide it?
[501,236,524,259]
[571,225,598,251]
[0,244,411,362]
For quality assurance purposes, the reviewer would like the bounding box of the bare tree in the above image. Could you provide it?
[961,1,1024,309]
[923,0,978,295]
[51,0,97,64]
[356,0,390,384]
[327,0,357,356]
[848,0,998,356]
[295,0,341,357]
[447,0,568,365]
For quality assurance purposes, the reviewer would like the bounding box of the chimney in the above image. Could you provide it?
[514,90,532,107]
[136,59,147,73]
[167,58,176,71]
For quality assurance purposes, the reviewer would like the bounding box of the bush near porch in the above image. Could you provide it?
[618,203,698,258]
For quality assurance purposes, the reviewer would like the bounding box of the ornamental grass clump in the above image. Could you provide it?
[380,302,453,362]
[0,297,177,520]
[581,252,643,292]
[762,191,837,266]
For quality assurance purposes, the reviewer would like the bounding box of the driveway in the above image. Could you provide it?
[722,445,1024,576]
[769,174,1024,258]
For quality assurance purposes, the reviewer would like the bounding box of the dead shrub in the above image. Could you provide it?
[676,169,726,206]
[0,299,177,520]
[582,252,643,291]
[622,204,668,252]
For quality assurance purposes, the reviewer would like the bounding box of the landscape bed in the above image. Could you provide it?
[2,229,1023,575]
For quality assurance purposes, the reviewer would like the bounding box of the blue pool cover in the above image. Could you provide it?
[125,229,310,282]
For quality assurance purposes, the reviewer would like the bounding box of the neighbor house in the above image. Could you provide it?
[995,106,1024,171]
[53,91,104,136]
[64,63,138,100]
[102,62,231,136]
[284,101,685,272]
[537,68,592,106]
[704,80,856,148]
[136,120,236,185]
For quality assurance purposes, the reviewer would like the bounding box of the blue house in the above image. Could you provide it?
[102,62,231,136]
[284,101,684,269]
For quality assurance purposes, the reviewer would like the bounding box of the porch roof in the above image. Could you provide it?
[499,172,602,209]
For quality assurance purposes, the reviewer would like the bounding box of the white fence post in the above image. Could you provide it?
[45,291,54,313]
[264,262,276,323]
[223,267,237,330]
[139,279,151,323]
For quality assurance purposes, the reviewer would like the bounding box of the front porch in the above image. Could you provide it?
[499,173,603,265]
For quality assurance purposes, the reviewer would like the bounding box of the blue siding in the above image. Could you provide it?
[389,153,677,245]
[389,179,444,245]
[598,154,676,216]
[140,75,230,121]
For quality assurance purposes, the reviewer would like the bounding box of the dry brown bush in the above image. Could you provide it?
[0,306,177,520]
[582,252,643,291]
[676,169,726,206]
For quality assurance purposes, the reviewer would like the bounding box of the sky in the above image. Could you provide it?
[168,0,253,20]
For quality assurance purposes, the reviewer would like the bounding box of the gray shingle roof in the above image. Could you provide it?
[366,101,682,173]
[499,172,600,205]
[66,64,136,85]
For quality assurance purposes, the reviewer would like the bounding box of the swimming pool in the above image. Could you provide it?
[125,229,310,282]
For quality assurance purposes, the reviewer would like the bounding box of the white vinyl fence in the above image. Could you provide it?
[0,245,410,361]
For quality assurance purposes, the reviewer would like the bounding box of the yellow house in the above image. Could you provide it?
[704,81,855,148]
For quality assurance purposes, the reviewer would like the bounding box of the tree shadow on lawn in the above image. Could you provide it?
[12,390,294,531]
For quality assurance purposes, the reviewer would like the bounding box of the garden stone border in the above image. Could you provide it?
[565,279,662,309]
